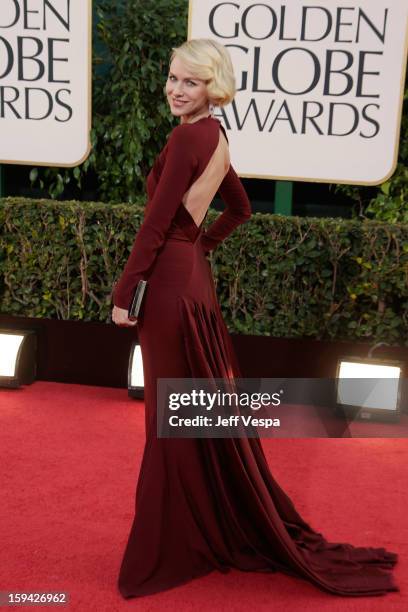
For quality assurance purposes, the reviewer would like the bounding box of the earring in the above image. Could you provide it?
[209,103,215,117]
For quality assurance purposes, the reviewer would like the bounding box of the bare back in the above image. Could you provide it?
[181,129,230,228]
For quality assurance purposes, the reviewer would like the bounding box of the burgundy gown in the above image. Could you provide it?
[112,116,399,598]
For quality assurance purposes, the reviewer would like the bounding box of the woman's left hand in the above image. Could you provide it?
[112,305,138,327]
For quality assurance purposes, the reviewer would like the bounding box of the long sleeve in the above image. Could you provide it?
[200,164,252,255]
[113,125,198,309]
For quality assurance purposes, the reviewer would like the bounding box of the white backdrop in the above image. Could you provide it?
[0,0,91,167]
[189,0,408,184]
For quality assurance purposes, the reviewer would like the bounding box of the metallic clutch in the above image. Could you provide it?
[128,280,148,321]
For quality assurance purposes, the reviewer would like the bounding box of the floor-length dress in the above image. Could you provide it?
[112,116,399,598]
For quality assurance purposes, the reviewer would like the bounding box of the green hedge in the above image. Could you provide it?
[1,197,407,345]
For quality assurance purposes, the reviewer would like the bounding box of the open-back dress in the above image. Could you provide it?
[112,115,399,599]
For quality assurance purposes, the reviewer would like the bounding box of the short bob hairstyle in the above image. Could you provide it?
[169,38,236,107]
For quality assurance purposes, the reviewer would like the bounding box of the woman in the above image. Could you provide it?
[111,39,398,599]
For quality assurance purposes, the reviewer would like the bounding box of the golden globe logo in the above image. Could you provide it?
[0,0,91,166]
[190,0,408,184]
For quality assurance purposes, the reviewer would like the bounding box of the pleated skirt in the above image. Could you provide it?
[118,230,399,599]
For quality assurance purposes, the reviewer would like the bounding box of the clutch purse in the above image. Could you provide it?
[128,280,148,321]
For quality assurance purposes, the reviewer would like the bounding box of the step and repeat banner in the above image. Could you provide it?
[0,0,91,167]
[189,0,408,184]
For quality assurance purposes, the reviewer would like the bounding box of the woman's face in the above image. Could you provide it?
[165,56,210,122]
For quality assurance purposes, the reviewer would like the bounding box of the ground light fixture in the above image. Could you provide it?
[0,329,37,388]
[335,355,404,423]
[128,341,144,399]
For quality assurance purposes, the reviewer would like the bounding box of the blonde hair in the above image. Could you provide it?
[169,38,236,107]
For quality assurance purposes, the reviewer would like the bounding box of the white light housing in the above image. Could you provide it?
[336,357,404,422]
[128,342,144,399]
[0,333,24,376]
[0,329,37,388]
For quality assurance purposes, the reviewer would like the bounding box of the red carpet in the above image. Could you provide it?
[0,381,406,611]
